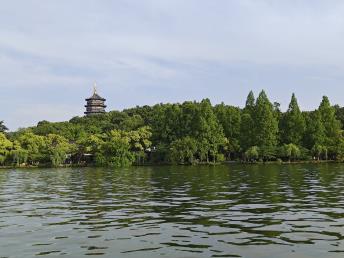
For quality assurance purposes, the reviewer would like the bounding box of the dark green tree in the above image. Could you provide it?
[214,104,241,157]
[318,96,342,147]
[316,96,342,159]
[196,99,227,163]
[334,105,344,129]
[280,93,305,145]
[303,111,325,156]
[254,90,279,160]
[245,91,255,114]
[0,121,8,133]
[240,91,256,151]
[151,103,182,145]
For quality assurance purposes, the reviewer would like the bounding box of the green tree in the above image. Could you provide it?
[96,130,134,167]
[119,114,144,131]
[151,103,183,145]
[254,90,278,160]
[245,146,259,161]
[334,105,344,129]
[196,99,227,163]
[303,111,325,150]
[170,137,198,164]
[312,144,327,161]
[10,141,28,166]
[73,132,99,164]
[273,102,282,125]
[0,121,8,133]
[214,104,241,158]
[240,91,256,151]
[123,105,154,125]
[279,143,301,161]
[45,134,74,166]
[127,126,152,164]
[17,131,46,164]
[0,133,12,165]
[280,93,305,145]
[318,96,342,158]
[245,91,255,114]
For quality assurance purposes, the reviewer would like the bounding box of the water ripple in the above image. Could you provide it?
[0,164,343,257]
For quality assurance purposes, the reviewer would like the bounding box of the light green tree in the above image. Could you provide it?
[96,130,134,167]
[0,133,12,165]
[45,134,74,166]
[10,140,28,166]
[245,146,259,161]
[17,131,46,164]
[279,144,301,161]
[170,137,198,164]
[127,126,152,164]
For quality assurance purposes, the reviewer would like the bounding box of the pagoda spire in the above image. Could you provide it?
[93,82,97,95]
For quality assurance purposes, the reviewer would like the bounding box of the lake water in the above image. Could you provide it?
[0,164,343,258]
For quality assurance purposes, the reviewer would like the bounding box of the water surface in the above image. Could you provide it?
[0,164,343,257]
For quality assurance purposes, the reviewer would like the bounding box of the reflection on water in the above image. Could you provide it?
[0,164,343,258]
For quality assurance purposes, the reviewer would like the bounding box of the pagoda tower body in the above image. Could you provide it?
[84,84,107,116]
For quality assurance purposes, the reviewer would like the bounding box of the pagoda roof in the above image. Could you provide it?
[86,83,106,101]
[86,93,106,101]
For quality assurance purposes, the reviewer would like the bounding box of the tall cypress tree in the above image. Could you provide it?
[280,93,305,145]
[240,91,256,150]
[196,99,226,162]
[254,90,278,159]
[318,96,342,152]
[245,91,255,114]
[303,110,325,150]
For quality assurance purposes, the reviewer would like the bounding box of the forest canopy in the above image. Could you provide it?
[2,90,344,167]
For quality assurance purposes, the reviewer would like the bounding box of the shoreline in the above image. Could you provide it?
[0,160,340,169]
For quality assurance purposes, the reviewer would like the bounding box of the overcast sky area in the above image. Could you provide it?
[2,0,344,130]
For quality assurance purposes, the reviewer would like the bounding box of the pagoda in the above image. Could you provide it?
[84,83,107,116]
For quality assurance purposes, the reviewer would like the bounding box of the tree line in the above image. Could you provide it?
[1,90,344,167]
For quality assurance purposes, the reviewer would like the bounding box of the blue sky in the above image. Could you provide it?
[2,0,344,130]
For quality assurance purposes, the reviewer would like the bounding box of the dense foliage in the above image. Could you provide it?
[1,90,344,167]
